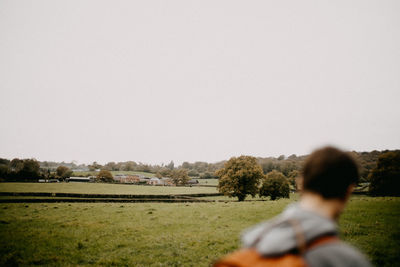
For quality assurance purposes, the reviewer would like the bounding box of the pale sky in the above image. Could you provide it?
[1,0,399,165]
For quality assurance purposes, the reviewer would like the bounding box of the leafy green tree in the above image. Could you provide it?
[96,170,114,183]
[188,169,199,177]
[259,170,290,200]
[287,170,299,178]
[104,162,119,171]
[287,170,300,189]
[280,161,298,176]
[200,171,214,179]
[123,161,137,171]
[20,159,41,180]
[261,160,277,174]
[0,164,9,179]
[369,150,400,196]
[194,162,208,173]
[170,169,189,186]
[56,166,73,180]
[136,163,151,172]
[216,156,265,201]
[10,158,24,173]
[181,162,191,169]
[160,168,172,177]
[89,162,102,171]
[167,161,175,170]
[0,158,10,165]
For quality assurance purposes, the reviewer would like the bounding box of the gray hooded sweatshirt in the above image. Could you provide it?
[241,204,372,267]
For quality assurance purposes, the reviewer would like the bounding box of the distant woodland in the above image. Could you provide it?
[0,150,391,183]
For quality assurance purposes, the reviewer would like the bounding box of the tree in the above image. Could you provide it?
[369,150,400,196]
[0,158,10,166]
[200,171,214,179]
[216,156,265,201]
[159,168,171,177]
[20,159,41,181]
[259,170,290,200]
[287,170,300,189]
[261,160,277,174]
[56,166,73,180]
[167,161,174,170]
[10,158,24,173]
[181,162,191,169]
[188,169,199,177]
[0,164,9,179]
[170,169,189,186]
[96,170,114,183]
[123,161,137,171]
[88,162,102,171]
[277,155,285,161]
[104,162,118,171]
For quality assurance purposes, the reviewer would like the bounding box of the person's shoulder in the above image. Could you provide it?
[304,241,372,267]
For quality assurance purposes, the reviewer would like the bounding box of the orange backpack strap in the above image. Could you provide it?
[214,218,339,267]
[213,248,307,267]
[213,235,339,267]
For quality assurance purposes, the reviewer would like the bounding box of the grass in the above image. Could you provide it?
[0,194,399,266]
[0,182,218,195]
[0,201,289,266]
[196,179,218,186]
[72,171,156,178]
[340,196,400,266]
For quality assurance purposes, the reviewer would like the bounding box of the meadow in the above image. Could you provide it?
[196,179,218,186]
[0,183,399,266]
[0,182,218,195]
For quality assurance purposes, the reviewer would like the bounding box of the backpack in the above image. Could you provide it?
[213,219,338,267]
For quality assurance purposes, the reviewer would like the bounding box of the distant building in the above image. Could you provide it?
[148,177,161,185]
[139,177,151,184]
[114,174,128,181]
[187,179,199,185]
[116,175,140,184]
[160,177,173,186]
[66,177,94,183]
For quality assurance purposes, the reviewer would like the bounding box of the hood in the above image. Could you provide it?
[241,204,338,256]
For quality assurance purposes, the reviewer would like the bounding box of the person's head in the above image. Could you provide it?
[300,146,359,200]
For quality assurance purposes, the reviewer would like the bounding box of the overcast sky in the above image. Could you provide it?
[0,0,399,165]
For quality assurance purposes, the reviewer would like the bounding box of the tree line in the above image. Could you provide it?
[0,150,398,196]
[0,158,75,182]
[34,150,389,182]
[216,150,400,200]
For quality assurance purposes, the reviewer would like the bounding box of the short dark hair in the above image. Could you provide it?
[302,146,359,199]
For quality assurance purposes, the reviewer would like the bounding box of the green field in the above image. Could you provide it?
[72,171,156,178]
[0,183,399,266]
[197,179,218,186]
[0,183,218,195]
